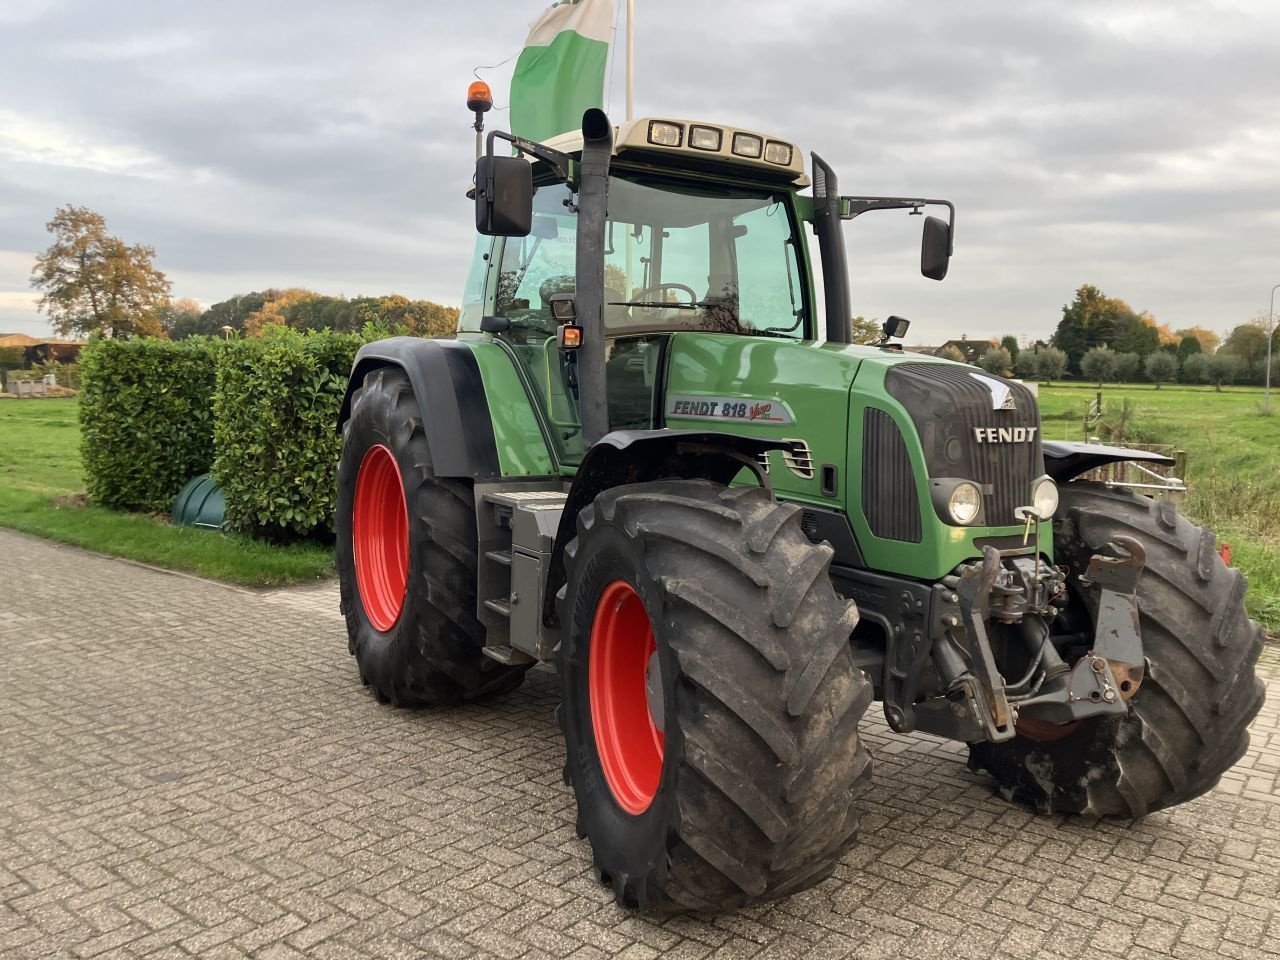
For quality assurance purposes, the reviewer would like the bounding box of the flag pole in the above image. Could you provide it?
[625,0,635,121]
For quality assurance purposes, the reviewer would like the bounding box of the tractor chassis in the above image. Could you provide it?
[473,470,1149,748]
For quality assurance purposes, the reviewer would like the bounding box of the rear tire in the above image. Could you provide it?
[968,482,1265,816]
[559,480,872,911]
[336,367,528,706]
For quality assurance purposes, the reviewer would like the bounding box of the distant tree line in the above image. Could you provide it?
[29,205,458,342]
[952,283,1277,389]
[157,290,458,340]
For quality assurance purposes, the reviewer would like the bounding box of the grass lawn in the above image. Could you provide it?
[1038,382,1279,634]
[0,397,334,585]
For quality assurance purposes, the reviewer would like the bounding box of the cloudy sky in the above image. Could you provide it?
[2,0,1278,345]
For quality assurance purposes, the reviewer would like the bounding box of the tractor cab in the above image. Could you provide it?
[464,118,818,464]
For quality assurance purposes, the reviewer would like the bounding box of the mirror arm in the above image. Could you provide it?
[841,197,956,253]
[485,130,573,184]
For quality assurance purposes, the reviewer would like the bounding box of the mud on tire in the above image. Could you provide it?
[969,482,1265,816]
[336,367,528,706]
[559,479,873,911]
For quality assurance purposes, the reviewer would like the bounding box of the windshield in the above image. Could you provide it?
[490,173,809,340]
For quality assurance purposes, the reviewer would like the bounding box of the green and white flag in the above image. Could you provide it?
[509,0,614,143]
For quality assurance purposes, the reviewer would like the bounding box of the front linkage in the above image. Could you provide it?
[879,539,1147,744]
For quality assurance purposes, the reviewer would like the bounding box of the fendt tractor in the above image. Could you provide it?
[334,99,1264,912]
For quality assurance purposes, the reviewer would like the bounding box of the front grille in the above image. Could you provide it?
[862,408,922,542]
[885,363,1041,526]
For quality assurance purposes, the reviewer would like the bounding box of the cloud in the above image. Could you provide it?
[0,0,1277,344]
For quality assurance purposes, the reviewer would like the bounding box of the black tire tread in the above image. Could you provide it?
[969,482,1264,816]
[336,367,527,707]
[561,479,873,911]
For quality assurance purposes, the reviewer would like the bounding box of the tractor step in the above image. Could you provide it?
[481,644,536,665]
[476,484,569,665]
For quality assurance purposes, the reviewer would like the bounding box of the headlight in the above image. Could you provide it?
[647,121,683,147]
[689,125,722,151]
[1031,477,1059,520]
[948,482,982,525]
[731,132,763,158]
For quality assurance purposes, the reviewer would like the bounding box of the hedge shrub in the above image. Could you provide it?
[80,337,221,511]
[213,327,364,541]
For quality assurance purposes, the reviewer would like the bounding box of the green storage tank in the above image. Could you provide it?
[172,473,228,531]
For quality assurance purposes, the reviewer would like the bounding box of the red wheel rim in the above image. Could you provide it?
[589,580,664,815]
[1015,717,1082,742]
[352,444,409,632]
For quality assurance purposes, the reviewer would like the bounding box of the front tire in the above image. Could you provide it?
[559,480,872,911]
[969,482,1265,816]
[336,367,528,706]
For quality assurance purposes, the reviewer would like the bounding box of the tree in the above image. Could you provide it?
[1014,348,1039,379]
[979,346,1012,376]
[1218,322,1269,381]
[1081,346,1117,385]
[937,344,967,363]
[1001,335,1019,361]
[30,205,170,339]
[156,297,205,339]
[849,316,881,345]
[1176,335,1202,362]
[1145,351,1177,389]
[1113,351,1141,383]
[1182,352,1211,385]
[1208,352,1241,392]
[1051,284,1143,374]
[1113,314,1159,358]
[1174,326,1220,355]
[1036,347,1068,385]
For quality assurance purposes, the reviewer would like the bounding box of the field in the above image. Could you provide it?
[1,386,1275,633]
[1037,383,1278,634]
[0,398,334,585]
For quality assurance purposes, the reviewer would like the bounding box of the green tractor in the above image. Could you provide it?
[335,108,1264,912]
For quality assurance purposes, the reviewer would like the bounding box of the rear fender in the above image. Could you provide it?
[339,337,501,479]
[542,430,789,628]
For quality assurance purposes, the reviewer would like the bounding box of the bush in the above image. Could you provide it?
[1145,351,1178,389]
[979,346,1013,376]
[80,337,221,511]
[1035,347,1068,384]
[1081,346,1117,384]
[213,327,365,541]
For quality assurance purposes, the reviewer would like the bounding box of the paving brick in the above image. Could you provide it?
[1,529,1277,959]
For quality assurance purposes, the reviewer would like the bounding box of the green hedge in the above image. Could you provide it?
[80,337,221,511]
[213,327,364,541]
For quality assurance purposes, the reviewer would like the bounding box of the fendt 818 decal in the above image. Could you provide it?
[665,395,795,424]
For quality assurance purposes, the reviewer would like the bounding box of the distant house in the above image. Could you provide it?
[0,333,41,349]
[0,334,85,366]
[935,335,998,364]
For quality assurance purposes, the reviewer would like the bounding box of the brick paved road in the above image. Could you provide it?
[2,529,1278,960]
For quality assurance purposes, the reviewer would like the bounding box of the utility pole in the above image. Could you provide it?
[1267,283,1278,415]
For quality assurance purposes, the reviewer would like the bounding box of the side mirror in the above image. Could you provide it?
[921,215,951,281]
[475,156,532,237]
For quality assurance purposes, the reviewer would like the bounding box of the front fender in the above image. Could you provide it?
[541,430,789,628]
[1042,440,1174,484]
